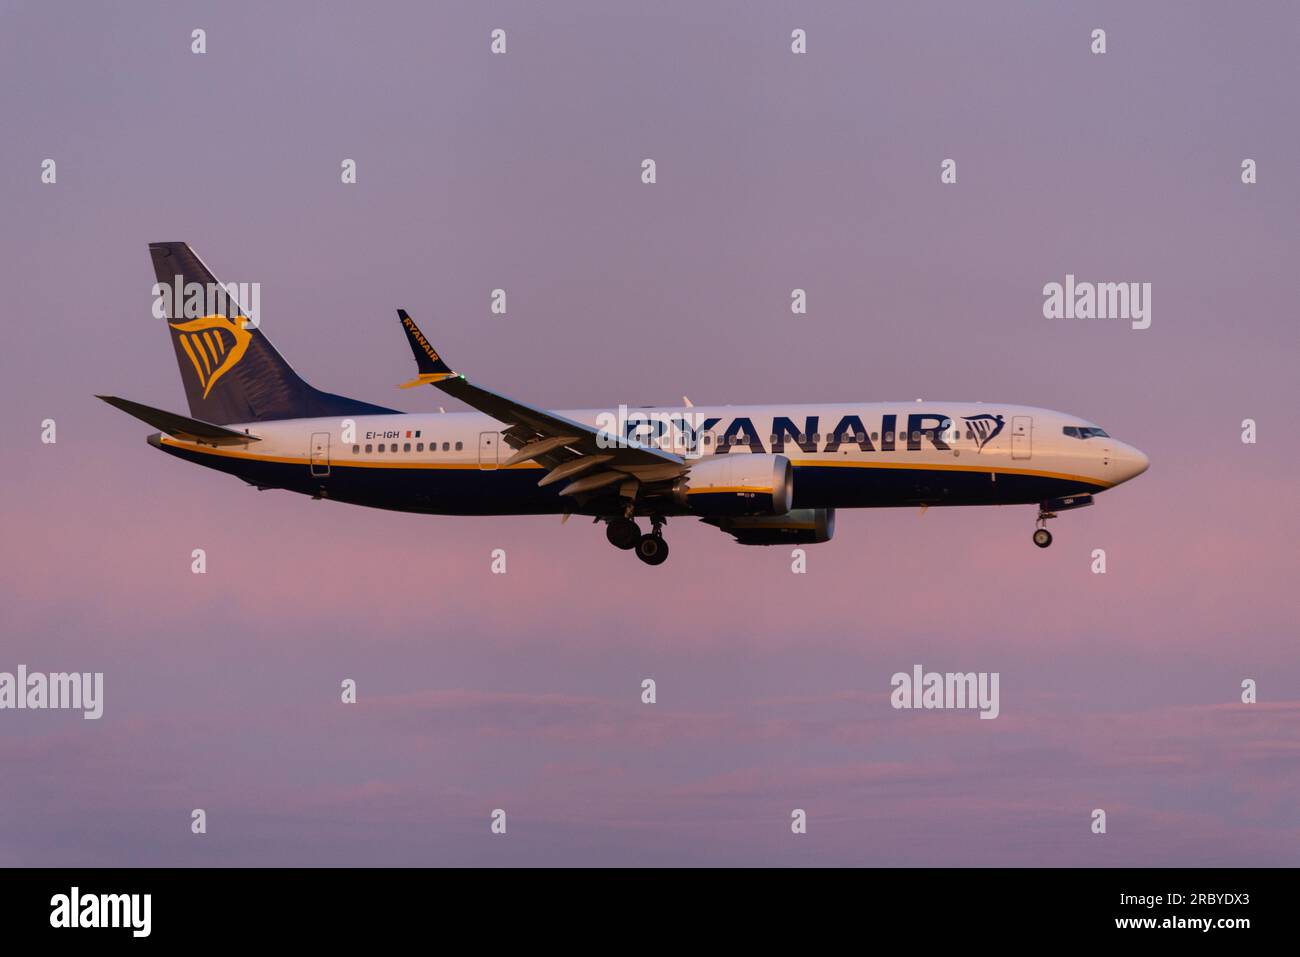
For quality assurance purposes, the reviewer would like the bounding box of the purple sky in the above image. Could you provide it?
[1,1,1297,865]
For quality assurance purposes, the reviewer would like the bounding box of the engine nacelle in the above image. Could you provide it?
[673,454,793,516]
[711,508,836,546]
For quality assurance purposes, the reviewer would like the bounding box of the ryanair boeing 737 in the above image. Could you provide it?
[99,243,1150,565]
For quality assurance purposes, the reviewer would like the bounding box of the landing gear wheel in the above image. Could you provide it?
[1032,528,1053,548]
[606,517,641,550]
[635,533,669,566]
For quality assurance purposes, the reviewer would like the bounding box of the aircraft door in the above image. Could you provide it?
[698,429,717,458]
[310,432,330,476]
[1010,416,1032,460]
[478,431,499,470]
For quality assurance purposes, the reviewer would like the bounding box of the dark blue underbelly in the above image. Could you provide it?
[789,464,1104,508]
[156,443,1104,515]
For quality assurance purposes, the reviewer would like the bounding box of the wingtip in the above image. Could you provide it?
[396,309,452,377]
[398,372,457,389]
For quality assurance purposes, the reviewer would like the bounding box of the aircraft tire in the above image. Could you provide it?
[635,533,669,565]
[606,518,641,550]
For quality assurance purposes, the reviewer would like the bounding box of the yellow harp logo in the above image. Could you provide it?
[169,315,253,399]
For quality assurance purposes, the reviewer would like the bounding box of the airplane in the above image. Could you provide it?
[99,242,1150,566]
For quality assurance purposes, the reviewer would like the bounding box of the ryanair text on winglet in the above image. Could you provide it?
[402,314,442,363]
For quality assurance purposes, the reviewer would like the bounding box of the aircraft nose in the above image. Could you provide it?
[1112,442,1150,482]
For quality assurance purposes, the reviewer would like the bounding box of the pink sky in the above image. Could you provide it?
[1,0,1297,865]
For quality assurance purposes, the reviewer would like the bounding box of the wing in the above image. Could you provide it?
[395,311,686,499]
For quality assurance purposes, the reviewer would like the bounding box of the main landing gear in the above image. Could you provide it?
[605,517,641,550]
[606,516,669,565]
[635,531,669,566]
[1032,507,1056,548]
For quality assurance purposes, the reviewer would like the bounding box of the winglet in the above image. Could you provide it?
[397,309,456,388]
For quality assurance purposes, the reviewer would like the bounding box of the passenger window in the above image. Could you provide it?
[352,445,359,454]
[455,441,463,451]
[404,443,411,452]
[378,443,385,452]
[442,442,449,451]
[365,444,373,453]
[416,443,423,451]
[871,432,879,442]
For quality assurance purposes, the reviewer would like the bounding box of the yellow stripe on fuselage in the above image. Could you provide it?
[157,437,1110,486]
[686,486,775,495]
[158,436,544,470]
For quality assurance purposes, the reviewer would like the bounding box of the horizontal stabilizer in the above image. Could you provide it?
[97,395,261,445]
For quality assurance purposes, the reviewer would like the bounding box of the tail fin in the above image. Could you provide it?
[149,242,397,424]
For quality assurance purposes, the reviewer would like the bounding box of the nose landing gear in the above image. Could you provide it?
[1032,507,1056,548]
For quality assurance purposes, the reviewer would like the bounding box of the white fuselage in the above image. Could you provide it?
[154,401,1149,516]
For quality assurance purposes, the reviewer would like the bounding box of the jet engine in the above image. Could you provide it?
[672,454,793,517]
[708,508,836,546]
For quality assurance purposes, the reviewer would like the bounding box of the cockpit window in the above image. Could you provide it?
[1064,426,1109,439]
